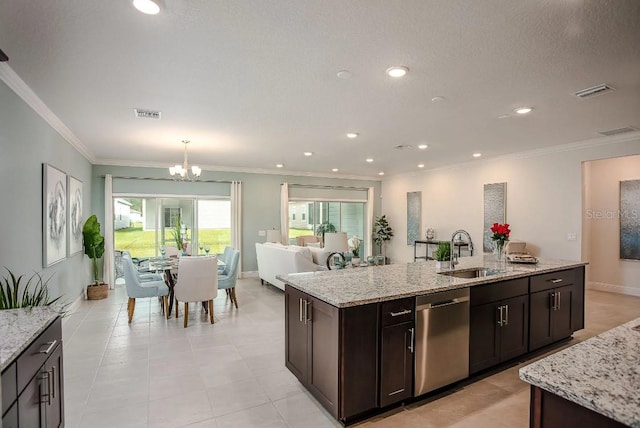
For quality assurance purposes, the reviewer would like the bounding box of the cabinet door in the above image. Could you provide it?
[285,286,309,383]
[552,285,573,341]
[18,370,45,428]
[469,302,500,374]
[307,296,339,418]
[2,402,18,428]
[499,295,529,361]
[529,290,554,351]
[379,321,413,407]
[44,344,64,428]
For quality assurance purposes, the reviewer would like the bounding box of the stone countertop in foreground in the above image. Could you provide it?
[519,318,640,427]
[277,255,586,308]
[0,307,60,371]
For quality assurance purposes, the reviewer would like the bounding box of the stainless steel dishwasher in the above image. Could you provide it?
[414,288,470,396]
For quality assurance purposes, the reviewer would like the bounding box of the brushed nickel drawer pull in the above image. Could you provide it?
[549,278,564,284]
[390,309,412,317]
[39,340,57,354]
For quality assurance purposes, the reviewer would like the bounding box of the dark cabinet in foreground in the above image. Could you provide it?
[2,317,64,428]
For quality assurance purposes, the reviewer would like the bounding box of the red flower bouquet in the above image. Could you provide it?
[490,223,510,246]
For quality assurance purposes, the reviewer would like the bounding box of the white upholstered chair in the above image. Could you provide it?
[174,256,218,328]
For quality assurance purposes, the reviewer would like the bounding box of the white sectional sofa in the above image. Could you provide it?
[255,242,329,290]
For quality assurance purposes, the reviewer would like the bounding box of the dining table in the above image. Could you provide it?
[148,255,225,318]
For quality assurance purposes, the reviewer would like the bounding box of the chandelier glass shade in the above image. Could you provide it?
[169,140,201,181]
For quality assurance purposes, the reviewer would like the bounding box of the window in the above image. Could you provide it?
[164,207,181,227]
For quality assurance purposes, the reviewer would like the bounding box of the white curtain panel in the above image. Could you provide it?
[231,181,243,277]
[104,174,115,290]
[366,187,375,257]
[280,183,289,245]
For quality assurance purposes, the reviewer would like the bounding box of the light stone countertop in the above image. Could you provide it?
[0,307,60,371]
[277,255,587,308]
[519,318,640,427]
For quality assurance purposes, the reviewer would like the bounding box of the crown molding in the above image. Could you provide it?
[0,64,96,163]
[96,158,382,182]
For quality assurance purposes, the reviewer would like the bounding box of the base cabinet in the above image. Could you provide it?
[469,279,529,374]
[1,317,64,428]
[529,268,584,352]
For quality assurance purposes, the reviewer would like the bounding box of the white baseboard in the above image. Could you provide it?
[241,271,259,278]
[587,281,640,297]
[61,292,84,328]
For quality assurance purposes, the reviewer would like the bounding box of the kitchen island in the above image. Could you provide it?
[1,307,64,427]
[279,255,587,424]
[519,317,640,428]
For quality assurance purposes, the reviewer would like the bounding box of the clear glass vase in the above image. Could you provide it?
[494,240,506,263]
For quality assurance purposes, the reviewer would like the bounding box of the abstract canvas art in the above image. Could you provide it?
[483,182,507,252]
[407,191,421,245]
[43,164,67,267]
[620,179,640,260]
[68,175,83,255]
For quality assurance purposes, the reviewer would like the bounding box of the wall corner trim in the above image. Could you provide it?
[587,281,640,297]
[0,64,96,163]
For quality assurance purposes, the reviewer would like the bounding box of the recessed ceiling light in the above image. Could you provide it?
[132,0,162,14]
[332,168,339,172]
[473,153,482,158]
[418,164,425,168]
[366,158,374,163]
[346,132,359,139]
[418,144,428,150]
[276,164,284,168]
[514,107,533,115]
[431,96,445,102]
[304,152,313,157]
[378,172,385,176]
[386,66,409,78]
[336,70,352,79]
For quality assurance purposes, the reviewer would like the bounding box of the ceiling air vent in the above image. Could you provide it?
[133,108,161,120]
[598,126,639,137]
[572,84,615,99]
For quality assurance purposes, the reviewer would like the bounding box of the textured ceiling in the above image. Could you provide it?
[1,0,639,178]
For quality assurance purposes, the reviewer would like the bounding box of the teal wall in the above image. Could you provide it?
[92,165,382,271]
[0,80,93,303]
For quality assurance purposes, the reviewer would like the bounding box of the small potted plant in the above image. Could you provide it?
[434,241,451,269]
[351,236,361,266]
[83,214,108,300]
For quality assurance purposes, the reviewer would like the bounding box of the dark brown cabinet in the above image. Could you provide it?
[379,298,414,408]
[469,278,529,374]
[529,267,584,351]
[1,317,64,428]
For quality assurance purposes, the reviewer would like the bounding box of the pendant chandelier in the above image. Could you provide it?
[169,140,201,181]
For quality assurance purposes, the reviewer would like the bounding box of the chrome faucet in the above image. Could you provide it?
[450,230,474,268]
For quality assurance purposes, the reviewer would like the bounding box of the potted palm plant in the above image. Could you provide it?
[83,214,108,300]
[374,215,394,263]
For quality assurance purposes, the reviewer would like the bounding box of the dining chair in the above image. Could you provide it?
[218,249,240,308]
[122,251,164,283]
[122,254,169,323]
[165,245,180,257]
[218,246,233,273]
[174,255,218,328]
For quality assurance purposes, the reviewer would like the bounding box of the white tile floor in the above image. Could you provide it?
[62,277,640,428]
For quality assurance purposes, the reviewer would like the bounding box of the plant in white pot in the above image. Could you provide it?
[350,236,361,266]
[434,241,451,269]
[83,214,108,300]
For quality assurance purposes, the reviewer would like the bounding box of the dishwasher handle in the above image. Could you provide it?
[417,295,469,310]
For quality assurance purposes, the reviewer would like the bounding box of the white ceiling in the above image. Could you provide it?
[1,0,639,179]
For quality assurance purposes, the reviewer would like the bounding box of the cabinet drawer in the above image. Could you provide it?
[17,317,61,393]
[380,298,415,326]
[530,269,576,293]
[2,361,17,414]
[470,278,528,306]
[2,401,18,428]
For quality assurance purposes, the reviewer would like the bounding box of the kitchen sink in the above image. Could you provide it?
[438,267,505,279]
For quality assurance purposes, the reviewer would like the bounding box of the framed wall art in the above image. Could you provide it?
[483,182,507,252]
[43,163,67,267]
[407,191,422,245]
[68,175,84,255]
[620,179,640,260]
